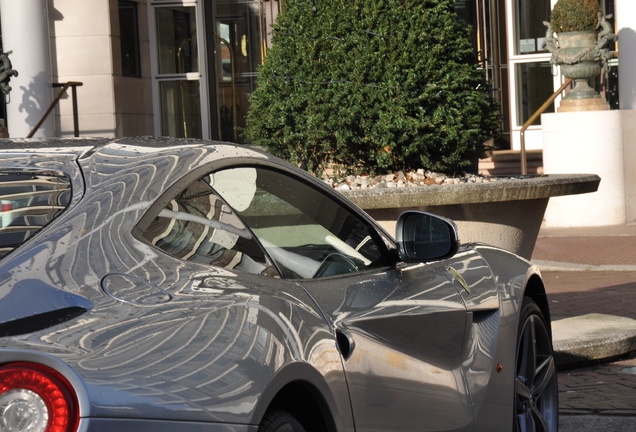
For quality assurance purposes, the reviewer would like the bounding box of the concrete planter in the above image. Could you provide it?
[341,174,600,259]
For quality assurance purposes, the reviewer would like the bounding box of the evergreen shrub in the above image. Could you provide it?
[246,0,500,175]
[550,0,601,33]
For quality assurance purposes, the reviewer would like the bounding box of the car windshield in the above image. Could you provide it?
[0,171,72,260]
[210,167,388,279]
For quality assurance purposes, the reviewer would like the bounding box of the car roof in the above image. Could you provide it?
[0,137,276,171]
[0,136,247,153]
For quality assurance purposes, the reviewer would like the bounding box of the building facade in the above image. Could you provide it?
[0,0,626,151]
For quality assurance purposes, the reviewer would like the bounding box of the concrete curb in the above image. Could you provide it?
[534,259,636,369]
[533,259,636,272]
[552,314,636,368]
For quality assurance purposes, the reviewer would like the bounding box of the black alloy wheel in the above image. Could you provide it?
[514,297,559,432]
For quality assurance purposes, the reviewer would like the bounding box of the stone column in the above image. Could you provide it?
[0,0,54,137]
[616,0,636,223]
[616,0,636,109]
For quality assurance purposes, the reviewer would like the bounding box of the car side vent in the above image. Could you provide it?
[0,306,87,337]
[336,329,355,361]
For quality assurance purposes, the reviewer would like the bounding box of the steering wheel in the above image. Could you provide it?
[313,253,359,278]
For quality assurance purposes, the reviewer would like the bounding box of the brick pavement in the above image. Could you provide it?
[541,271,636,321]
[533,236,636,266]
[532,228,636,417]
[558,355,636,416]
[543,271,636,416]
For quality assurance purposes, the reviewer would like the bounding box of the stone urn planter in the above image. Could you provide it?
[543,9,617,111]
[557,31,602,100]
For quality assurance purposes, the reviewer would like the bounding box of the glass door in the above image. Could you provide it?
[506,0,557,150]
[150,1,209,139]
[205,0,277,142]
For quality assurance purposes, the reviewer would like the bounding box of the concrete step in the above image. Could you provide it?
[479,149,543,176]
[552,314,636,368]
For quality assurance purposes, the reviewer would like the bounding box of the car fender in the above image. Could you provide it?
[250,360,354,432]
[466,244,547,431]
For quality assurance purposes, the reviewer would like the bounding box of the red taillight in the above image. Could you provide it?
[0,362,79,432]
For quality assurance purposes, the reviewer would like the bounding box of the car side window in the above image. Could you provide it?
[210,167,389,279]
[0,171,72,260]
[141,177,278,277]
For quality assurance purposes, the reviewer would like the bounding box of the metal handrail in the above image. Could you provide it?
[519,78,572,175]
[27,82,83,138]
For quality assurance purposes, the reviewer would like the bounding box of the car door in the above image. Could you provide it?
[210,165,474,431]
[298,252,473,432]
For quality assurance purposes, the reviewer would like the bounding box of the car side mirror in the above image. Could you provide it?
[396,211,460,263]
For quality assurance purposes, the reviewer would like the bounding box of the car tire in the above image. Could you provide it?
[514,297,559,432]
[258,409,307,432]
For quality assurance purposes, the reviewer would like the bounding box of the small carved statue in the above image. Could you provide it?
[595,12,618,67]
[0,51,18,96]
[541,21,558,64]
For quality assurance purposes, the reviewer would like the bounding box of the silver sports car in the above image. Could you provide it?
[0,138,557,432]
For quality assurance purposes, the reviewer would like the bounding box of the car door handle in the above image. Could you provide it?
[447,266,471,294]
[336,328,355,361]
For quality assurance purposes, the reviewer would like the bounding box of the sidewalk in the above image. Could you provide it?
[531,224,636,420]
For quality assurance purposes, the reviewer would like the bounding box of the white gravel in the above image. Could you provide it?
[322,169,507,190]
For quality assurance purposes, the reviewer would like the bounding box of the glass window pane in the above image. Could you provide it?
[160,80,202,138]
[0,171,71,259]
[141,177,276,276]
[515,62,555,126]
[119,0,141,77]
[515,0,551,55]
[156,6,198,74]
[210,0,267,142]
[211,167,388,279]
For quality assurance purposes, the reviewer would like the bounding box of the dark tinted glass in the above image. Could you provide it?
[0,171,71,259]
[119,0,141,77]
